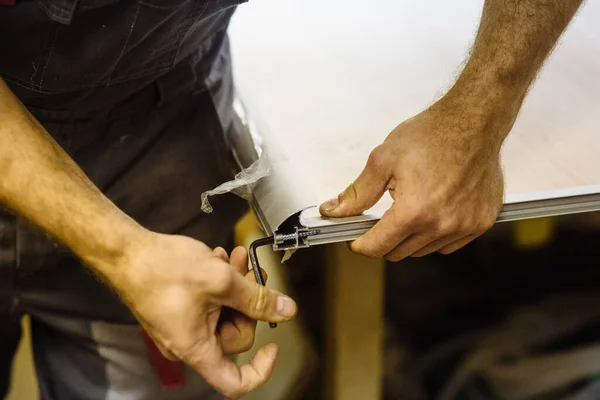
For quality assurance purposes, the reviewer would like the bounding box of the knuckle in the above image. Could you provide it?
[408,207,430,227]
[343,181,360,202]
[409,252,424,258]
[384,249,404,262]
[434,218,459,236]
[386,205,403,224]
[210,268,234,294]
[353,243,384,259]
[384,253,398,262]
[366,145,388,171]
[386,254,405,262]
[240,332,256,353]
[223,387,244,400]
[479,214,497,232]
[459,213,494,234]
[251,286,272,314]
[411,214,427,227]
[351,240,378,258]
[359,246,382,258]
[177,341,209,372]
[411,206,434,228]
[438,247,454,255]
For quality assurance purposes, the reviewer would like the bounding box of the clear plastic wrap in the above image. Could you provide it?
[200,154,270,213]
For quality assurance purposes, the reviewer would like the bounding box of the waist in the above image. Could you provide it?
[23,31,232,124]
[0,0,239,117]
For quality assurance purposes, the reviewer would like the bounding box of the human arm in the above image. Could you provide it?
[0,78,296,398]
[320,0,584,260]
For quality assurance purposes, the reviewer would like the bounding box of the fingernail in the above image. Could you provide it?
[321,196,339,212]
[276,296,296,318]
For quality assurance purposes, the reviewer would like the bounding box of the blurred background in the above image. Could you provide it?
[8,211,600,400]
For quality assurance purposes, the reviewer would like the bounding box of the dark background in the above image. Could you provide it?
[287,213,600,400]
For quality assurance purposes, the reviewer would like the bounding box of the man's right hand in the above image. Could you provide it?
[0,78,297,399]
[106,232,297,399]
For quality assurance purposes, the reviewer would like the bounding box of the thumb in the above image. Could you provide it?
[320,147,390,217]
[220,272,297,323]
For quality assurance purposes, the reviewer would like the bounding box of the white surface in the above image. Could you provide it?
[229,0,600,224]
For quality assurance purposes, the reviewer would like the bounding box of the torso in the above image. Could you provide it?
[0,0,245,112]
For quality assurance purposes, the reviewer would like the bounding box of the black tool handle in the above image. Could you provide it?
[248,236,277,328]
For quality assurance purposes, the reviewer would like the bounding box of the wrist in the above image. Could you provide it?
[75,212,153,283]
[434,79,522,151]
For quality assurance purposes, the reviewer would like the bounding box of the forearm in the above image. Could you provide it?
[440,0,584,145]
[0,78,146,278]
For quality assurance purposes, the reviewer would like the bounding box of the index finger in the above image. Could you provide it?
[186,336,279,399]
[351,206,415,257]
[230,246,249,275]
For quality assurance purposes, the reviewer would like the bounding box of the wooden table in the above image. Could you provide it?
[227,1,600,398]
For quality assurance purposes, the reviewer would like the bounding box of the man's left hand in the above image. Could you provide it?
[320,100,506,261]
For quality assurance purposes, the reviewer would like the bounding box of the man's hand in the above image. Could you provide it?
[0,77,297,399]
[320,102,504,261]
[320,0,584,260]
[107,233,296,399]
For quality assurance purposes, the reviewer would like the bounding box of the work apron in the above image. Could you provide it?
[0,1,248,398]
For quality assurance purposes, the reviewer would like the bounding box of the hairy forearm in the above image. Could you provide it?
[0,78,146,277]
[441,0,584,145]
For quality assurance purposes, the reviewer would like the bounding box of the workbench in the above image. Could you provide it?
[226,1,600,398]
